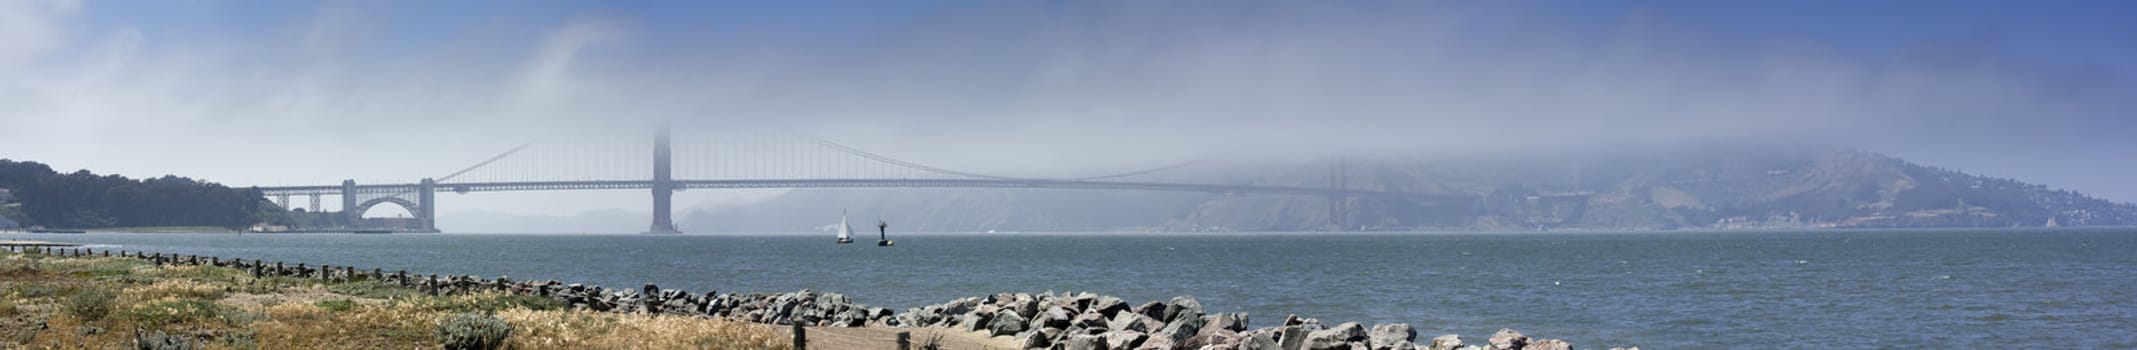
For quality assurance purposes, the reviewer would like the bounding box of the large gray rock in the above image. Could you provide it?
[990,309,1027,336]
[1199,313,1248,337]
[1237,330,1283,350]
[1069,293,1098,313]
[1282,314,1327,331]
[1164,296,1204,322]
[1017,329,1052,349]
[1133,333,1175,350]
[1427,334,1463,350]
[1091,296,1131,317]
[942,297,980,316]
[1061,333,1108,350]
[1135,315,1166,333]
[1522,339,1570,350]
[1073,312,1110,329]
[1367,323,1415,350]
[1160,310,1207,345]
[960,311,993,332]
[1487,329,1527,350]
[1107,312,1147,332]
[1103,330,1148,350]
[1305,322,1368,350]
[1133,301,1167,320]
[1030,306,1072,330]
[1279,326,1306,350]
[1180,333,1238,350]
[1014,296,1042,319]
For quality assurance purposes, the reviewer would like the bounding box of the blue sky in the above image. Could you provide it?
[1,0,2133,216]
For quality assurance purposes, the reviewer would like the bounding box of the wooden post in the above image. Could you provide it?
[897,331,911,350]
[791,322,806,350]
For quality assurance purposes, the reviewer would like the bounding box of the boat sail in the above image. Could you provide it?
[835,211,855,244]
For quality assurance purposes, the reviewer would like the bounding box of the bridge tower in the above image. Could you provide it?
[341,180,358,226]
[647,122,681,234]
[419,178,438,232]
[1328,156,1348,231]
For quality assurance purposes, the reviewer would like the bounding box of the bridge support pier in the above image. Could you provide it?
[275,195,289,210]
[647,121,681,234]
[308,194,321,212]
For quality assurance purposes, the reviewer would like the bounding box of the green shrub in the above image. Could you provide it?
[53,258,147,278]
[0,258,44,278]
[64,288,115,321]
[124,299,230,327]
[240,276,311,294]
[421,294,564,314]
[326,280,418,299]
[9,282,69,298]
[436,312,512,350]
[315,299,356,312]
[144,265,248,284]
[216,329,259,349]
[134,330,200,350]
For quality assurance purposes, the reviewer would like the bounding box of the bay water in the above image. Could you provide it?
[39,229,2137,348]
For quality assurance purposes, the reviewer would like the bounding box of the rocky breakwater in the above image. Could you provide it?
[889,291,1640,350]
[43,247,904,328]
[58,248,1638,350]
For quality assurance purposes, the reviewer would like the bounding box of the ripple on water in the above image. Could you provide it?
[37,229,2137,349]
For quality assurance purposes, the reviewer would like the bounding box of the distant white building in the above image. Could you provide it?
[0,188,11,203]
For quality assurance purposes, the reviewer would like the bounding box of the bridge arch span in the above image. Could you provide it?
[354,197,422,219]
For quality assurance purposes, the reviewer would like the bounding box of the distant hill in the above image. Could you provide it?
[0,159,283,229]
[680,147,2137,232]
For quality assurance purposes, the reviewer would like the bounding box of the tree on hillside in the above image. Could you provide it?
[0,159,284,228]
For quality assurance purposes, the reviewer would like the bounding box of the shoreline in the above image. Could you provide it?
[14,246,1638,350]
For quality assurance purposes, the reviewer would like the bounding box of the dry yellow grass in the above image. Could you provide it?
[246,302,438,349]
[1,253,803,349]
[499,308,792,350]
[122,279,227,303]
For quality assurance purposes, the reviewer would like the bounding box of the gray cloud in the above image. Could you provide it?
[0,1,2131,219]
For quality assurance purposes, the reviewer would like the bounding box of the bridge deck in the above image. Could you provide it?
[253,178,1472,201]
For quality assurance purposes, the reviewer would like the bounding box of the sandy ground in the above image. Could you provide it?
[756,325,1021,350]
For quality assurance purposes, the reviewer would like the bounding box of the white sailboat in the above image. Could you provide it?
[835,211,855,244]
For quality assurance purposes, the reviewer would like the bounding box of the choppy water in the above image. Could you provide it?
[34,229,2137,348]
